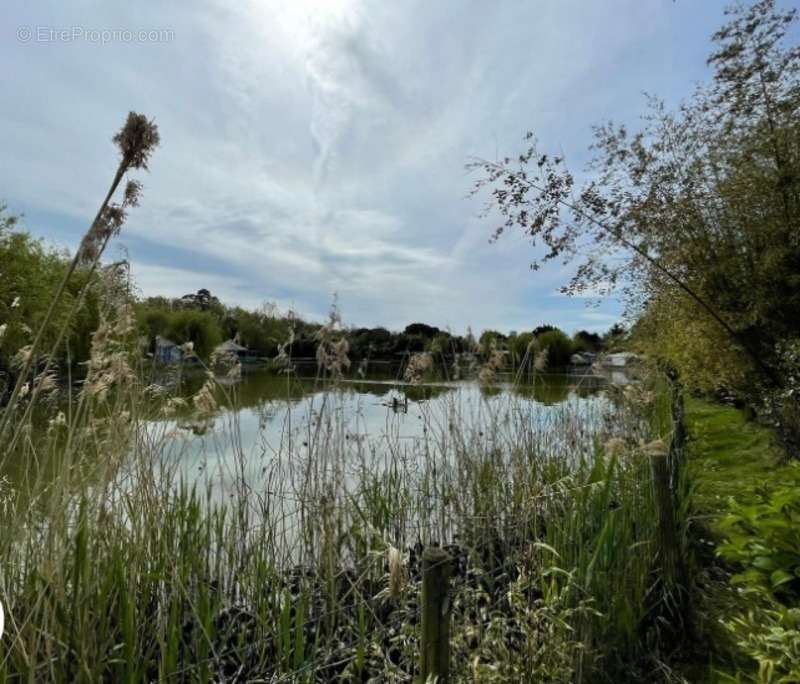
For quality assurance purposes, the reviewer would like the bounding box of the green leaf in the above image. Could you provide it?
[752,556,777,571]
[770,569,795,588]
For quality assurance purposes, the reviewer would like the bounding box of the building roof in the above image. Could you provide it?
[216,339,248,353]
[602,352,639,368]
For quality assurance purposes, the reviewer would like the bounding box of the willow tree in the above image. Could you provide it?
[471,0,800,444]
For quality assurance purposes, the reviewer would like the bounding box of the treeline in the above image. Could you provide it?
[0,208,623,382]
[135,290,316,359]
[136,291,623,368]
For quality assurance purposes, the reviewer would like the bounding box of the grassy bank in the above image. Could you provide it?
[685,399,800,682]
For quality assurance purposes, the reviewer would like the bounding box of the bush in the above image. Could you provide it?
[349,327,395,360]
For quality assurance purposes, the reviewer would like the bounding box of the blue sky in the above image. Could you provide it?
[0,1,762,334]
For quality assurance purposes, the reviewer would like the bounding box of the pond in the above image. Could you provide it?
[146,368,623,505]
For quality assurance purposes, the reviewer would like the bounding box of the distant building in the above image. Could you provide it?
[599,352,639,368]
[214,338,252,361]
[570,352,597,366]
[154,336,182,364]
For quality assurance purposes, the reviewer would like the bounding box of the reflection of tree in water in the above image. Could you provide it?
[253,399,281,431]
[164,370,609,435]
[479,384,503,399]
[176,417,215,436]
[389,383,454,403]
[171,370,462,427]
[510,373,607,405]
[232,372,312,406]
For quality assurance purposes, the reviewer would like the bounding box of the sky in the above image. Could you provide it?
[0,0,767,334]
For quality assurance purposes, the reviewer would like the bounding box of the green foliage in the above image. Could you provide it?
[164,309,222,358]
[0,208,100,374]
[456,573,592,682]
[573,330,602,353]
[508,331,535,367]
[426,331,453,356]
[348,327,395,360]
[722,607,800,684]
[222,306,293,356]
[536,329,573,368]
[403,322,440,338]
[478,329,506,357]
[135,296,304,360]
[718,472,800,602]
[138,306,171,342]
[532,325,557,337]
[686,398,800,681]
[632,294,751,395]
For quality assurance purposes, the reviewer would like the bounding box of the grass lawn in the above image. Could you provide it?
[683,398,800,682]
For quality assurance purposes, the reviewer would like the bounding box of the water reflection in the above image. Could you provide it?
[174,369,611,412]
[149,369,619,492]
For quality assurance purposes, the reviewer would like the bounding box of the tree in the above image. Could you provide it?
[470,0,800,429]
[165,309,221,358]
[602,324,627,352]
[509,331,535,367]
[427,331,455,356]
[537,329,573,368]
[180,288,223,315]
[532,324,557,337]
[349,327,395,360]
[404,323,440,339]
[478,329,506,357]
[139,307,171,342]
[573,330,602,353]
[0,208,101,375]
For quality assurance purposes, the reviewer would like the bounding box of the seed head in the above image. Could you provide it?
[113,112,160,170]
[404,352,433,384]
[603,437,626,456]
[123,179,143,207]
[641,439,668,457]
[387,546,406,599]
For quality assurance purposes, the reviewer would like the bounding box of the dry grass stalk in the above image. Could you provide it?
[404,352,433,384]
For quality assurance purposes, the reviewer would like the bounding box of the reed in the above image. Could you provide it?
[0,345,686,681]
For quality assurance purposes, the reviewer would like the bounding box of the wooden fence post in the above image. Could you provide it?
[419,546,453,683]
[669,379,687,485]
[649,447,685,589]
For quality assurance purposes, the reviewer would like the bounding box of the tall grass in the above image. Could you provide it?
[0,327,685,682]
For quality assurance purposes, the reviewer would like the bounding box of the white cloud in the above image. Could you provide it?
[0,0,729,334]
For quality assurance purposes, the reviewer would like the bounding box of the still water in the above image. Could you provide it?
[149,369,618,497]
